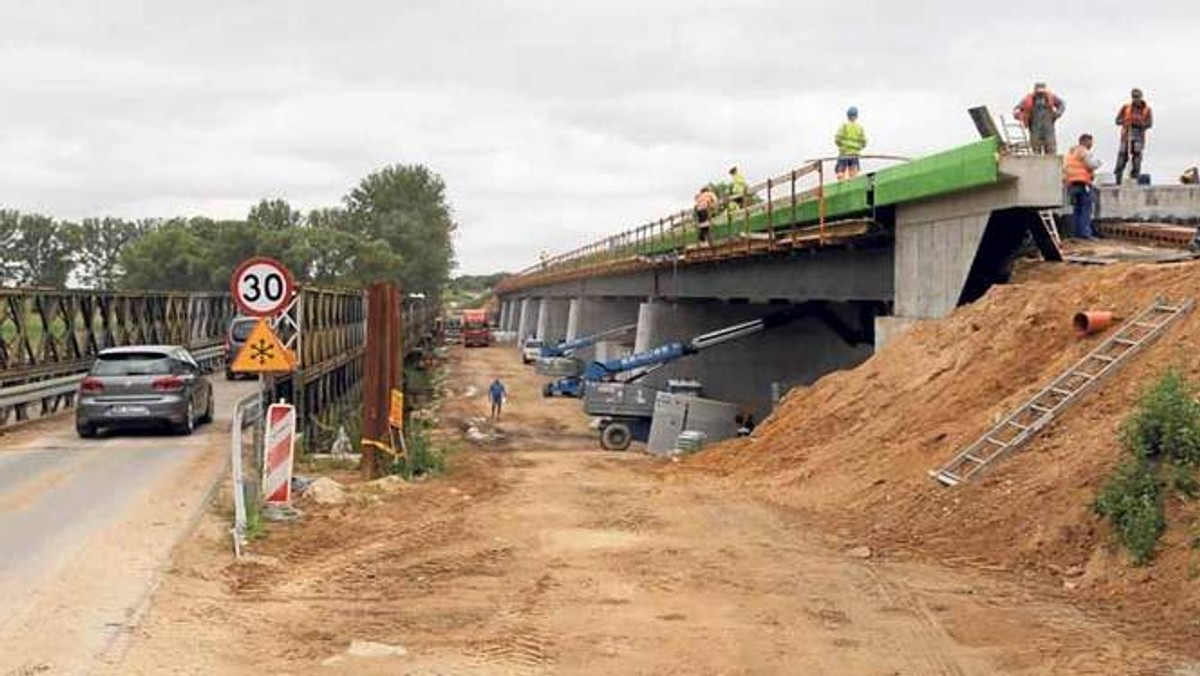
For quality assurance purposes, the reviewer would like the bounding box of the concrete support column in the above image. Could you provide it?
[633,300,663,354]
[565,298,581,342]
[535,298,570,344]
[516,298,532,345]
[499,301,511,332]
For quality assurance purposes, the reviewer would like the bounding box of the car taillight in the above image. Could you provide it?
[80,377,104,393]
[152,376,185,392]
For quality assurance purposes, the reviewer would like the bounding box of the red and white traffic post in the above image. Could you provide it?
[262,403,297,506]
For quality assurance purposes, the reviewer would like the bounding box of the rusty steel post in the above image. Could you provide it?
[361,282,401,479]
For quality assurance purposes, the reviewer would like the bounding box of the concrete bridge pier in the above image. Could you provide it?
[535,298,570,345]
[498,301,512,333]
[516,298,536,345]
[630,299,876,419]
[876,154,1062,348]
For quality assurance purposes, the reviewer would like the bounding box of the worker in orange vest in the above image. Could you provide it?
[693,185,718,245]
[1114,88,1153,185]
[1063,133,1103,239]
[1013,82,1065,154]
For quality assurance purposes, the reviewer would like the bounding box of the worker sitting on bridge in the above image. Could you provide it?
[1114,88,1153,185]
[1064,133,1102,240]
[728,166,748,209]
[834,107,867,180]
[694,185,718,245]
[1013,82,1065,155]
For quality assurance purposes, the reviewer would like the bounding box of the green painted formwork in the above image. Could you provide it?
[872,137,1000,206]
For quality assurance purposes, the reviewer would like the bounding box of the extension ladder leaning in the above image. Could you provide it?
[931,297,1194,487]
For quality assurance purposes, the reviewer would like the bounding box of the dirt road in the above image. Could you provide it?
[111,346,1184,675]
[0,379,258,676]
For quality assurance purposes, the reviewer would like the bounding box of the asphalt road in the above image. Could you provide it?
[0,379,257,676]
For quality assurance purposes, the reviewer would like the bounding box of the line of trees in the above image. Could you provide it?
[0,164,457,297]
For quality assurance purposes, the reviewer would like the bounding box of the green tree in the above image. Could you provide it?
[0,211,79,287]
[248,198,303,231]
[77,217,152,289]
[343,164,457,296]
[119,222,213,291]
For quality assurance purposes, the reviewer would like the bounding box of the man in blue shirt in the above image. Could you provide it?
[489,378,507,419]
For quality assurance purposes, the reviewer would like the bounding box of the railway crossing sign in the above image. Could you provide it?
[231,256,295,317]
[230,318,296,373]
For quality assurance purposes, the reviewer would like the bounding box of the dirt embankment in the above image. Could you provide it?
[691,260,1200,652]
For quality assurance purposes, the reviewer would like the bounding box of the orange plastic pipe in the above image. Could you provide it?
[1073,310,1114,336]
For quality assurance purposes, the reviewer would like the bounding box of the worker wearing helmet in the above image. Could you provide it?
[1115,88,1153,185]
[834,107,867,180]
[1013,82,1065,154]
[728,166,748,209]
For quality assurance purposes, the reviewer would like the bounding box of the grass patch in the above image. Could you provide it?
[390,419,446,479]
[1095,368,1200,565]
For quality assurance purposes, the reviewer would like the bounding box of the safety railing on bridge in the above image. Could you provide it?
[494,155,908,294]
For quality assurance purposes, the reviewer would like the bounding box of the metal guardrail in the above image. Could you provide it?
[229,390,265,557]
[0,343,224,431]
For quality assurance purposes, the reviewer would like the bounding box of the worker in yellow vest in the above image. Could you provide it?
[728,166,748,209]
[834,107,867,180]
[1063,133,1102,239]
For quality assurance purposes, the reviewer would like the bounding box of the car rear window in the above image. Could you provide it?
[525,340,543,348]
[92,353,173,376]
[231,320,256,341]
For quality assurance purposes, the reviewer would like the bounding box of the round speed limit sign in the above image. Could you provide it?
[231,257,296,317]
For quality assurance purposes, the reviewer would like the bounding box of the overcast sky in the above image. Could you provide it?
[1,1,1197,274]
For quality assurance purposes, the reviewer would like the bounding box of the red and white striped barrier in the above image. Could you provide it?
[263,403,296,505]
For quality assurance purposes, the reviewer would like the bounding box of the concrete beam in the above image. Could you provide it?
[503,245,893,303]
[1097,184,1200,222]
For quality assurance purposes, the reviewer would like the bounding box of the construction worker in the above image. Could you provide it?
[1114,88,1153,185]
[1013,82,1065,154]
[693,185,718,245]
[834,107,867,180]
[489,378,506,419]
[1063,133,1102,240]
[728,166,748,209]
[1182,167,1199,185]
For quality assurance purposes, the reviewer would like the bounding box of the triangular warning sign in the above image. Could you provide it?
[230,319,296,373]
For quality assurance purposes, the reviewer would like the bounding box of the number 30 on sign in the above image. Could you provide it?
[231,257,296,317]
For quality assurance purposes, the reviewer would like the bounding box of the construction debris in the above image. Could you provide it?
[302,477,348,505]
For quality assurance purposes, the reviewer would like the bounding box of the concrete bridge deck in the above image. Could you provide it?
[496,139,1064,418]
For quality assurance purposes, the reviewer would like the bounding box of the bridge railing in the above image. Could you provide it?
[495,154,908,294]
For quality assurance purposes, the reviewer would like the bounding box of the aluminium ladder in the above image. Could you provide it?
[932,297,1194,487]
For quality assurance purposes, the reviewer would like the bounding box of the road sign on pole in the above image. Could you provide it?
[263,403,297,506]
[231,256,296,317]
[230,318,296,373]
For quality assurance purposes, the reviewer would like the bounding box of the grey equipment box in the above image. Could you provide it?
[646,392,740,456]
[583,382,660,418]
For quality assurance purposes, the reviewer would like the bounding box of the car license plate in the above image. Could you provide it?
[112,405,150,416]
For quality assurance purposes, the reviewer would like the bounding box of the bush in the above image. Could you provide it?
[1094,459,1165,565]
[390,420,445,479]
[1121,369,1200,465]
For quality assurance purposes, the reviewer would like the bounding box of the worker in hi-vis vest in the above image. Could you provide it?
[1114,88,1153,185]
[1063,133,1102,240]
[834,107,867,180]
[1013,82,1065,154]
[728,166,748,209]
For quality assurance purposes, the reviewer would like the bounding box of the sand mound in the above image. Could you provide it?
[691,259,1200,650]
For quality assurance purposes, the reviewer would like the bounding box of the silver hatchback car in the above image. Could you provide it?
[75,346,215,438]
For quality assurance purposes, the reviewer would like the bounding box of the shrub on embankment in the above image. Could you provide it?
[1094,369,1200,564]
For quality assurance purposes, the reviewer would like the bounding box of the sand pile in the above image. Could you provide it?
[691,259,1200,648]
